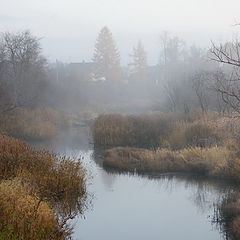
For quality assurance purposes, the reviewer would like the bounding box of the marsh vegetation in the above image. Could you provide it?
[1,2,240,239]
[0,134,87,240]
[92,112,240,239]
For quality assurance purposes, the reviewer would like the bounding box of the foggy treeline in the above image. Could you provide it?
[1,27,240,116]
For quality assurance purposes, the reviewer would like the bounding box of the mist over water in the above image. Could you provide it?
[33,127,232,240]
[1,1,240,240]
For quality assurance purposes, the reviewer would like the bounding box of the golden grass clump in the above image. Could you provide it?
[0,179,61,240]
[0,134,87,239]
[103,146,234,179]
[0,134,86,205]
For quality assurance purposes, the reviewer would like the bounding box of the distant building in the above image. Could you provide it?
[67,61,95,82]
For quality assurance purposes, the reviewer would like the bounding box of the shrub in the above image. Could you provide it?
[0,134,86,208]
[0,134,87,239]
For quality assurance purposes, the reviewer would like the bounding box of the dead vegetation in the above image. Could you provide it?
[0,134,87,240]
[103,146,235,178]
[92,112,230,149]
[92,113,178,148]
[0,108,72,140]
[93,112,240,240]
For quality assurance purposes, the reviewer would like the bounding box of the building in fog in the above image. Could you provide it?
[67,61,95,82]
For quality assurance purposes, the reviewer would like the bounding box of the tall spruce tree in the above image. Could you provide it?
[129,41,148,83]
[93,27,121,82]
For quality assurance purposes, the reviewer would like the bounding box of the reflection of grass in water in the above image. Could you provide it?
[213,191,240,240]
[91,112,240,239]
[93,147,237,240]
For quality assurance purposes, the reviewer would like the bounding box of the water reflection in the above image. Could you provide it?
[30,127,236,240]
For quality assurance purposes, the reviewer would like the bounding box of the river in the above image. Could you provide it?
[32,127,233,240]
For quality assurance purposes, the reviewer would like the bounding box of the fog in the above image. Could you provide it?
[0,0,239,63]
[1,0,240,116]
[2,2,240,240]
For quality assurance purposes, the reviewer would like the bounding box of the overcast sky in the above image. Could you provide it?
[0,0,240,64]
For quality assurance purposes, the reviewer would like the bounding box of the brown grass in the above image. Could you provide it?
[0,134,86,202]
[0,179,63,240]
[93,112,240,240]
[0,134,87,239]
[92,113,178,149]
[92,113,229,150]
[103,146,236,179]
[0,107,72,140]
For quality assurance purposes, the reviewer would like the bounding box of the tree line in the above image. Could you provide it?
[1,27,240,116]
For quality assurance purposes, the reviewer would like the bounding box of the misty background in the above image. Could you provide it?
[1,0,239,64]
[2,2,240,240]
[1,0,240,120]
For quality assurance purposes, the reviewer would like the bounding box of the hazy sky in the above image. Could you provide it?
[0,0,240,64]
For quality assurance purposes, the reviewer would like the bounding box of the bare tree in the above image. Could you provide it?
[0,30,47,112]
[191,71,211,113]
[210,39,240,115]
[163,81,179,112]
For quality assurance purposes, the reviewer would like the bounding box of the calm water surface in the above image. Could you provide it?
[32,127,232,240]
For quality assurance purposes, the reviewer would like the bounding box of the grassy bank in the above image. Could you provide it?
[92,112,231,149]
[0,134,87,240]
[93,113,240,179]
[104,146,238,179]
[0,108,73,141]
[92,112,240,239]
[92,113,178,148]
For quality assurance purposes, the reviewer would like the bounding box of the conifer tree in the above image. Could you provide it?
[93,27,121,82]
[129,41,148,83]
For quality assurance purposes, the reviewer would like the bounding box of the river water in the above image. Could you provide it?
[32,127,233,240]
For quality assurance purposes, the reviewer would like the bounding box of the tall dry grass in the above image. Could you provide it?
[0,134,86,202]
[92,113,178,149]
[0,179,64,240]
[0,134,87,239]
[92,111,240,240]
[92,112,228,150]
[103,146,237,180]
[0,107,72,140]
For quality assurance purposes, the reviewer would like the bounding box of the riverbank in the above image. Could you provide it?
[102,146,240,239]
[92,112,240,239]
[103,147,234,177]
[0,134,87,240]
[0,108,72,141]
